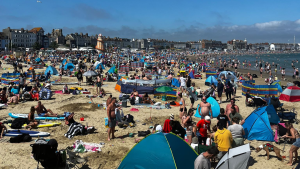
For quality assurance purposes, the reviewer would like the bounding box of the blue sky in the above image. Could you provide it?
[1,0,300,43]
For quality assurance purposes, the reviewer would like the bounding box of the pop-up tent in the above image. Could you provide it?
[95,63,105,70]
[118,132,198,169]
[216,144,251,169]
[205,76,218,86]
[218,71,237,82]
[243,106,276,141]
[64,63,75,71]
[44,66,58,75]
[195,97,220,118]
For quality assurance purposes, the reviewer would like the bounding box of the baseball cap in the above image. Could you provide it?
[205,116,211,121]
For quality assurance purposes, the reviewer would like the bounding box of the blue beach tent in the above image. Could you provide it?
[64,63,75,71]
[108,66,116,74]
[118,132,198,169]
[205,76,218,86]
[95,63,105,70]
[44,66,58,75]
[243,106,277,142]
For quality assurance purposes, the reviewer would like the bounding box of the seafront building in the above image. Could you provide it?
[0,26,299,52]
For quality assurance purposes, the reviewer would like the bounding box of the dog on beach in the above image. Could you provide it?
[255,143,283,161]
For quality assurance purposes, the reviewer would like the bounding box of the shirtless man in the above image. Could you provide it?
[199,96,213,119]
[107,97,117,141]
[225,98,239,116]
[35,101,57,117]
[96,75,102,96]
[7,95,19,104]
[106,94,112,106]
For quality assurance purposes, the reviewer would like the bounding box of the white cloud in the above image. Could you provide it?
[295,19,300,24]
[255,21,282,29]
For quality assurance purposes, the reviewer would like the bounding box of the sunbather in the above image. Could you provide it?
[142,92,153,105]
[35,101,57,117]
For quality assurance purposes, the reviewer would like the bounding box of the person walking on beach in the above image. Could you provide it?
[281,68,285,80]
[260,67,263,78]
[107,97,117,141]
[217,79,224,104]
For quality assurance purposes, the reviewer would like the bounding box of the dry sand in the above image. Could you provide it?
[0,62,300,169]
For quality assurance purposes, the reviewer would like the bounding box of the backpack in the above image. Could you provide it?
[11,118,28,129]
[125,114,134,123]
[10,133,32,143]
[130,98,135,105]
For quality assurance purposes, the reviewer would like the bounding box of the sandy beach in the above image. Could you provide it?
[0,61,300,169]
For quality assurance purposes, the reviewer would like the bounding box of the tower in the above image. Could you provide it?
[294,35,296,48]
[96,34,104,52]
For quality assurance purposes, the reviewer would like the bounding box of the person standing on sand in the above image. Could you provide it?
[107,97,117,141]
[217,79,224,104]
[198,96,212,119]
[260,67,263,78]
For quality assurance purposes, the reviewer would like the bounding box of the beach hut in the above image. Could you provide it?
[44,66,58,75]
[118,132,198,169]
[243,106,277,141]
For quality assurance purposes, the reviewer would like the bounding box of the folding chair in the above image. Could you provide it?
[278,108,299,124]
[65,147,88,169]
[31,144,60,169]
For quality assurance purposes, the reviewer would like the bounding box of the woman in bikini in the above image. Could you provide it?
[25,106,38,130]
[178,93,186,119]
[283,122,300,166]
[183,109,194,145]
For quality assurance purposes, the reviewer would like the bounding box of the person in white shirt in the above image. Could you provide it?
[180,75,186,93]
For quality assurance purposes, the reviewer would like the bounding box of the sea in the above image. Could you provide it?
[221,53,300,76]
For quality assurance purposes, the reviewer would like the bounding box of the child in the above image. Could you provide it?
[63,84,69,94]
[208,125,218,146]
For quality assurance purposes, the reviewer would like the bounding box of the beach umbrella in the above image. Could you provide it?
[216,144,251,169]
[279,86,300,102]
[155,86,173,92]
[83,70,97,77]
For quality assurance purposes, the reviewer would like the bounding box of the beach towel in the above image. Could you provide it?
[64,122,84,139]
[73,140,102,152]
[130,108,139,112]
[170,101,180,107]
[163,119,172,133]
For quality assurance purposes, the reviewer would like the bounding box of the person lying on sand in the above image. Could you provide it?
[25,106,38,130]
[7,94,19,104]
[35,101,57,117]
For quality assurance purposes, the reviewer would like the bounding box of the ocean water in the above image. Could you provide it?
[221,53,300,76]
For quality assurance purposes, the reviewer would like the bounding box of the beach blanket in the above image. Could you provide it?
[64,122,84,139]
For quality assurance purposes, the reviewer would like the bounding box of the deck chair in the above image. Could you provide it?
[31,143,65,169]
[65,147,88,169]
[278,108,299,124]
